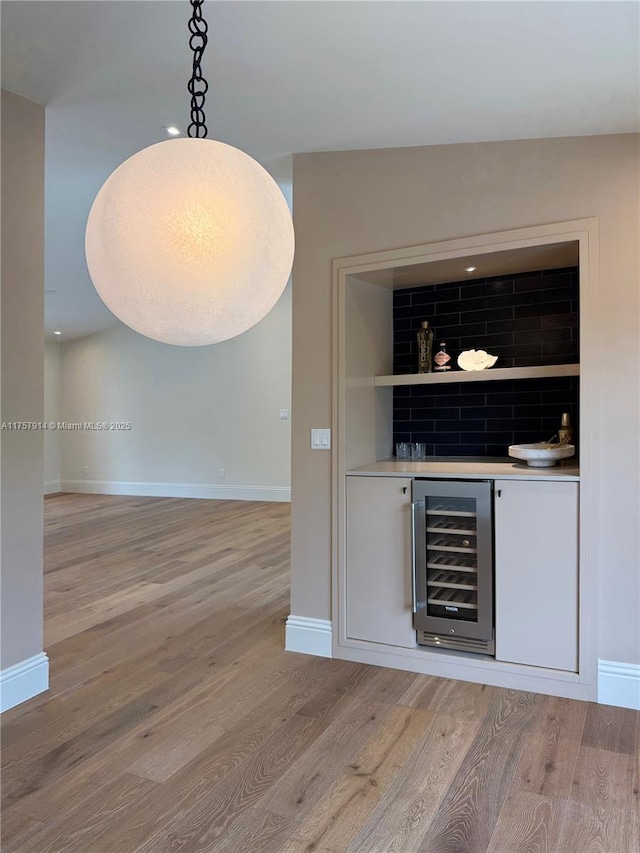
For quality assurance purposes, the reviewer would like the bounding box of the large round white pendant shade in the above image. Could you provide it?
[85,138,295,346]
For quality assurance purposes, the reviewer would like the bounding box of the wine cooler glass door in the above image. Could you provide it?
[413,479,493,642]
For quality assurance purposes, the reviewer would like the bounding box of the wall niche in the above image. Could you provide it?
[392,267,579,457]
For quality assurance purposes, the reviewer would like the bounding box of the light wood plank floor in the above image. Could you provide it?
[1,494,638,853]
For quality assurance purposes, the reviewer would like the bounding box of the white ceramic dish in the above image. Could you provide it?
[508,443,576,468]
[457,349,498,371]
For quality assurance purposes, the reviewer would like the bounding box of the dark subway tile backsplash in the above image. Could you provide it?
[392,267,579,457]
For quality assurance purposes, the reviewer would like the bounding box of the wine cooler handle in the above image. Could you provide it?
[411,501,419,614]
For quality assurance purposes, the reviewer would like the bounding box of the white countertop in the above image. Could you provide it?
[347,457,580,481]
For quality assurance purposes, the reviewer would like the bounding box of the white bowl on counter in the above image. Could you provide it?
[508,443,576,468]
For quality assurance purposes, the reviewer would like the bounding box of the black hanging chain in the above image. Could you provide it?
[187,0,209,138]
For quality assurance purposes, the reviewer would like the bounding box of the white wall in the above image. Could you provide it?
[291,134,640,668]
[60,283,292,501]
[44,342,62,493]
[1,91,46,688]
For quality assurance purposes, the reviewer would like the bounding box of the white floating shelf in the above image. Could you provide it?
[374,364,580,387]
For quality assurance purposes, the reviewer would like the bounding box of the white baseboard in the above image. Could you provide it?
[0,652,49,713]
[60,480,290,502]
[44,480,61,495]
[285,616,332,658]
[598,659,640,710]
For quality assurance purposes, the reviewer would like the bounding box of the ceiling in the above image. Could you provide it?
[2,1,638,341]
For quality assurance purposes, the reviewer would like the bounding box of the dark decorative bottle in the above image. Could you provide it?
[417,321,434,374]
[434,342,452,372]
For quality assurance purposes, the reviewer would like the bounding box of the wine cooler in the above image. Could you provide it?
[412,479,494,655]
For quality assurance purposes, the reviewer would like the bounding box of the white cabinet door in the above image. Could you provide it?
[495,479,578,672]
[346,475,415,648]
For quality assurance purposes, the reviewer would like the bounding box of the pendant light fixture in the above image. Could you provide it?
[85,0,294,346]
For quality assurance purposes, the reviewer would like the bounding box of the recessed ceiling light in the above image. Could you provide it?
[161,125,181,136]
[53,331,62,335]
[465,266,477,273]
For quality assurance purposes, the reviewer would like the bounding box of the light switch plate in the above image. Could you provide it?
[311,428,331,450]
